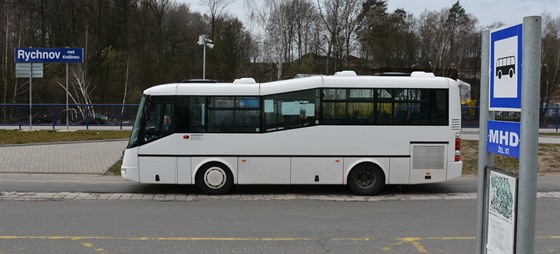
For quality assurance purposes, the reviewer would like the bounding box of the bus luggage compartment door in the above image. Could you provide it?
[138,156,177,184]
[409,144,447,184]
[238,157,290,184]
[290,157,343,184]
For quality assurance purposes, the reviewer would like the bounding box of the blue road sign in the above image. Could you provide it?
[487,120,520,158]
[14,48,84,63]
[489,24,523,111]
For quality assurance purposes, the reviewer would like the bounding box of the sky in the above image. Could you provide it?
[177,0,559,29]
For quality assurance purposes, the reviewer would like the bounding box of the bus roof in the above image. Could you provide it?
[143,73,455,96]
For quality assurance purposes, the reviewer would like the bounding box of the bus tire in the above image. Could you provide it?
[509,69,514,78]
[347,163,385,196]
[196,162,233,195]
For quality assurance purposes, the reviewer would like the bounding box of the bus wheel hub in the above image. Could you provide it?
[205,167,226,189]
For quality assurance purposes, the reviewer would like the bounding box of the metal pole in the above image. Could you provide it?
[544,64,549,108]
[203,44,206,79]
[66,62,69,130]
[516,16,542,254]
[86,106,89,130]
[51,105,55,130]
[18,104,22,130]
[476,29,494,254]
[29,64,33,131]
[120,106,124,130]
[556,105,560,132]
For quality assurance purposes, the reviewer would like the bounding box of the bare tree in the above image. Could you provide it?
[248,0,288,80]
[418,10,448,71]
[318,0,360,72]
[146,0,170,62]
[1,0,30,119]
[1,1,10,111]
[201,0,233,39]
[541,13,560,108]
[55,65,95,122]
[121,54,131,121]
[417,1,477,74]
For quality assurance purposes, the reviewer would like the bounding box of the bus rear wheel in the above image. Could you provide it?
[196,163,233,195]
[347,164,385,195]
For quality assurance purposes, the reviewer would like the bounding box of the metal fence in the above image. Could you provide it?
[0,104,139,130]
[461,106,560,131]
[0,104,558,131]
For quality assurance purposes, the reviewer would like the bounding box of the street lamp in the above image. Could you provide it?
[197,35,214,79]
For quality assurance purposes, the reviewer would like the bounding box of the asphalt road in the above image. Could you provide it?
[1,198,559,254]
[1,174,559,253]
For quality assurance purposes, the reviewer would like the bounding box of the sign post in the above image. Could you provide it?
[14,48,84,130]
[66,62,69,130]
[476,16,541,254]
[516,16,541,254]
[475,29,493,254]
[29,63,33,130]
[15,63,44,130]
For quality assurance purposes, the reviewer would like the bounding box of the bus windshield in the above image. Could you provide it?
[128,95,146,148]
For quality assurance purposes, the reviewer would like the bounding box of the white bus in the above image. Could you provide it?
[121,71,462,195]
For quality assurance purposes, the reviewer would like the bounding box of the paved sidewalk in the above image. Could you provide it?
[1,191,559,202]
[0,140,128,174]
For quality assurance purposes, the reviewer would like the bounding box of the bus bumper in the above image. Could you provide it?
[447,161,463,181]
[121,147,140,182]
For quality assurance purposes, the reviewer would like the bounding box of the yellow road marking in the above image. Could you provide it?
[381,235,559,253]
[538,235,560,239]
[3,235,558,241]
[0,236,313,241]
[426,236,476,240]
[332,237,371,241]
[3,234,559,254]
[401,238,427,253]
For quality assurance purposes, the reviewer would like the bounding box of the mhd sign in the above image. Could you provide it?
[14,48,83,63]
[486,23,523,159]
[487,120,520,158]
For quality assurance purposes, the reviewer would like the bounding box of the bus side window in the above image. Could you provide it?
[190,97,206,132]
[430,90,448,125]
[265,89,319,131]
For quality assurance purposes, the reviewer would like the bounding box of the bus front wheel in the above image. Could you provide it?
[347,164,385,195]
[196,163,234,195]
